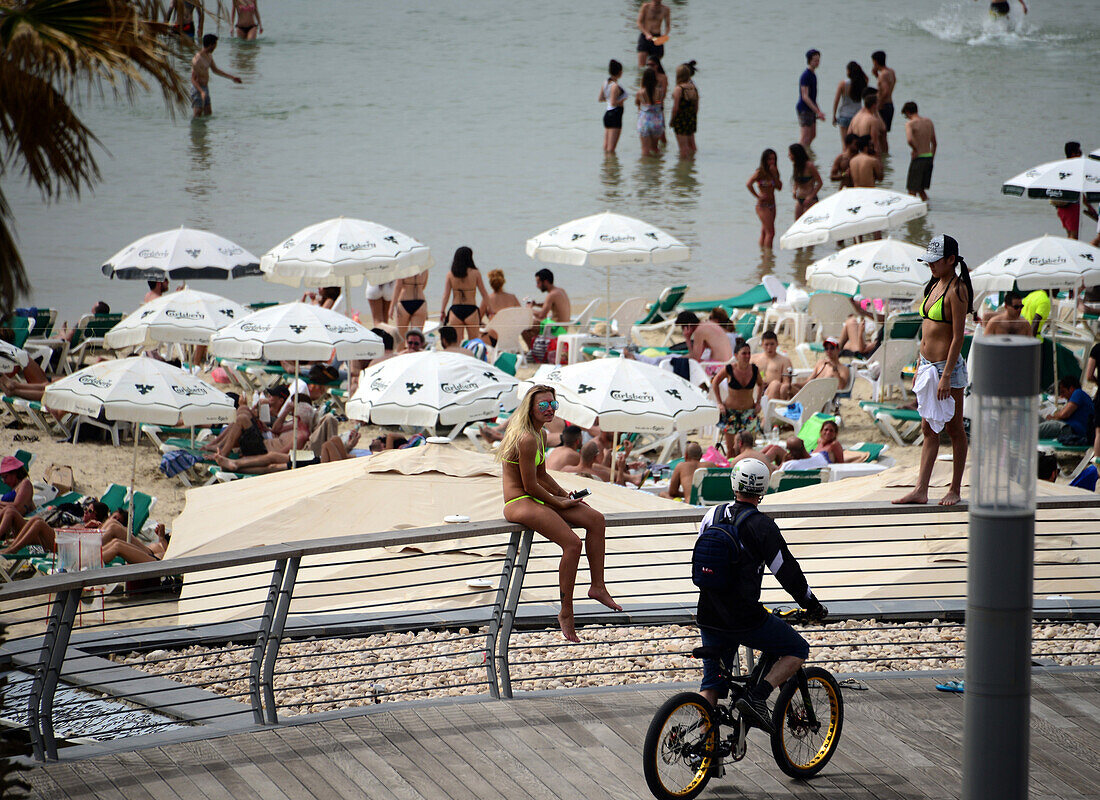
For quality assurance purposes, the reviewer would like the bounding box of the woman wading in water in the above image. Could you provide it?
[497,385,621,641]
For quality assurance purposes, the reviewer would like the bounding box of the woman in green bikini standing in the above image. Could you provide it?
[497,385,621,642]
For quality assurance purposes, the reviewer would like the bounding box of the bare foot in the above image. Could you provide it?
[557,610,580,643]
[588,586,623,612]
[214,454,238,471]
[892,487,928,505]
[939,490,961,506]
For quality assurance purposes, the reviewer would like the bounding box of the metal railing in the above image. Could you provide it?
[1,499,1098,760]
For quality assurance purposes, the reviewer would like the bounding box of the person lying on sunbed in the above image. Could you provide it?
[213,431,358,474]
[0,456,36,543]
[1,499,126,555]
[102,523,170,564]
[813,418,870,463]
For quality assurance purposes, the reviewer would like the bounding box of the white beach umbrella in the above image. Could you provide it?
[211,302,383,465]
[0,340,29,373]
[805,239,927,300]
[521,358,718,434]
[44,357,235,539]
[970,236,1100,293]
[104,289,247,350]
[1089,148,1100,162]
[260,216,434,312]
[526,212,689,342]
[347,352,519,429]
[101,226,260,280]
[525,212,690,267]
[779,189,928,250]
[209,302,383,362]
[1002,157,1100,203]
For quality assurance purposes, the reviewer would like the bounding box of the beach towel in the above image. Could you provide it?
[160,450,199,478]
[701,446,730,467]
[779,402,803,424]
[913,361,954,434]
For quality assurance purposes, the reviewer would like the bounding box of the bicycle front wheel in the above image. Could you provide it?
[643,692,718,800]
[770,666,844,779]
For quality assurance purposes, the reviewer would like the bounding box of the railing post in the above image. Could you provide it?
[27,590,67,761]
[496,529,533,699]
[38,589,79,761]
[484,530,522,699]
[261,556,300,725]
[250,559,288,724]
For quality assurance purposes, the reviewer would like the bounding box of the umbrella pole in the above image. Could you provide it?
[1049,289,1059,393]
[292,360,299,469]
[344,276,354,395]
[606,268,612,354]
[129,433,138,544]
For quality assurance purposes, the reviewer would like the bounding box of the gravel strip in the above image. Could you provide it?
[110,619,1099,719]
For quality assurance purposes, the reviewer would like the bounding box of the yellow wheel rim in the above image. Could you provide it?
[780,676,840,769]
[655,701,716,796]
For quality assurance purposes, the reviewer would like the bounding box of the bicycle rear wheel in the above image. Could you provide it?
[770,666,844,779]
[643,692,718,800]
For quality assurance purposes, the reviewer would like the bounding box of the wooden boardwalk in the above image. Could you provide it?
[27,671,1100,799]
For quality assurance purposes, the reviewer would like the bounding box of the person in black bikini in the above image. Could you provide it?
[711,340,764,456]
[392,270,429,339]
[440,246,488,343]
[231,0,263,40]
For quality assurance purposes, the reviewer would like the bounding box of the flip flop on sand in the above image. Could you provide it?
[936,680,964,693]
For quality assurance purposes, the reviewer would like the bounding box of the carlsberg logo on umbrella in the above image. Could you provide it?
[171,385,209,396]
[370,379,388,392]
[165,310,205,319]
[78,375,111,388]
[872,262,909,273]
[339,242,375,251]
[1029,256,1066,266]
[140,249,169,259]
[241,322,271,332]
[609,390,654,403]
[441,381,480,394]
[599,234,636,243]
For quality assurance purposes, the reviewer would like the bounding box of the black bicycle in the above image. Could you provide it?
[643,609,844,799]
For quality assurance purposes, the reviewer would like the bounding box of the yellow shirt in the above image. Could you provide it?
[1021,290,1050,340]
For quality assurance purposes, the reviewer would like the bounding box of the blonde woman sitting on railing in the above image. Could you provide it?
[496,385,622,642]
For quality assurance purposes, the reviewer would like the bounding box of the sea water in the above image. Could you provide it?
[7,0,1099,320]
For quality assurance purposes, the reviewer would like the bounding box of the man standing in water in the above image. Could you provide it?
[848,89,887,159]
[902,102,936,201]
[796,50,825,148]
[870,51,895,147]
[191,34,243,119]
[635,0,670,68]
[848,136,883,188]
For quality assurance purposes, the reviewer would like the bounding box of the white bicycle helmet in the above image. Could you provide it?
[732,458,770,497]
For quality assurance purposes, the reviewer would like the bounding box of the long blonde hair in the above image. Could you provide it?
[496,385,556,463]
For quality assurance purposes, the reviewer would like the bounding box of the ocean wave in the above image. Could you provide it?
[909,2,1079,47]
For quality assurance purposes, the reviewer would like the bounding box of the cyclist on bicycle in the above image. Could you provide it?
[696,458,827,734]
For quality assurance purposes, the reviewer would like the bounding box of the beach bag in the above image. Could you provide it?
[692,504,758,589]
[701,445,730,467]
[530,335,560,364]
[43,464,74,494]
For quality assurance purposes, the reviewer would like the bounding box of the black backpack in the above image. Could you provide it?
[691,504,758,589]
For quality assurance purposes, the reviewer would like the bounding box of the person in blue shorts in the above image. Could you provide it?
[696,459,827,734]
[796,49,825,148]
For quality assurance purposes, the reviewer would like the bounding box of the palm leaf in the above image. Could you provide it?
[0,0,222,312]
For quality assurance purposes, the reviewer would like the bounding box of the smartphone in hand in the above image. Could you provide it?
[569,488,591,500]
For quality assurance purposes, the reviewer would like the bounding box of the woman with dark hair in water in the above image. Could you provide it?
[747,148,783,248]
[598,59,626,153]
[788,143,823,218]
[440,246,488,342]
[832,61,868,144]
[636,67,663,156]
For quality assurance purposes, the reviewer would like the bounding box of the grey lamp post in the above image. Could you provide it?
[963,335,1041,800]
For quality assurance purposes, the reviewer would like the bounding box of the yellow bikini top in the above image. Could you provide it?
[503,433,546,466]
[920,277,955,324]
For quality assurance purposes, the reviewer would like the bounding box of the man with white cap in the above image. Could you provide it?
[894,234,975,507]
[694,459,827,734]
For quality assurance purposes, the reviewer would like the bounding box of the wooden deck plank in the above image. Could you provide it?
[359,711,471,800]
[292,720,400,800]
[431,704,561,800]
[27,672,1100,800]
[447,704,568,800]
[133,749,214,800]
[322,718,422,800]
